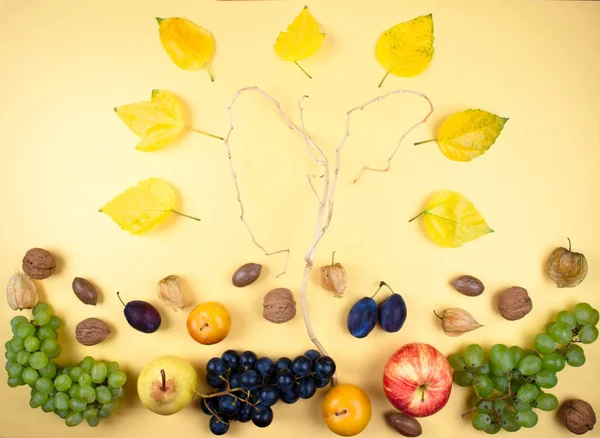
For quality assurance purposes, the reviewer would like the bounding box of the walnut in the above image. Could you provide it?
[263,288,296,324]
[22,248,56,279]
[497,286,532,320]
[560,399,596,435]
[75,318,111,346]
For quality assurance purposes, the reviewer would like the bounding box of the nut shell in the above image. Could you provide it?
[497,287,532,321]
[385,411,422,437]
[232,263,262,287]
[263,288,296,324]
[72,277,98,305]
[22,248,56,279]
[75,318,111,346]
[451,275,485,297]
[560,399,596,435]
[547,246,588,288]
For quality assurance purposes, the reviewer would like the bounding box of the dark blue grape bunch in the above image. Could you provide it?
[199,349,337,435]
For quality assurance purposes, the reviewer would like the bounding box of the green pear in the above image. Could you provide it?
[137,355,197,415]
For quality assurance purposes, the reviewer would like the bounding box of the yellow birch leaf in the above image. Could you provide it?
[409,191,493,248]
[274,6,325,78]
[157,17,215,81]
[416,109,509,161]
[99,178,200,235]
[375,14,434,86]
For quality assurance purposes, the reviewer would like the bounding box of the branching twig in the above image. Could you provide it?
[349,90,434,184]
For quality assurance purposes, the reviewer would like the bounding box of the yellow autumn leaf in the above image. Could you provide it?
[376,14,434,87]
[409,191,493,248]
[157,17,215,81]
[274,6,325,78]
[416,109,509,161]
[99,178,200,235]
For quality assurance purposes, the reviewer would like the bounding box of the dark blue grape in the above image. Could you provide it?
[258,385,280,407]
[229,372,242,389]
[238,404,253,423]
[378,293,407,333]
[315,356,336,378]
[221,350,240,370]
[240,351,257,369]
[206,374,225,389]
[218,394,240,416]
[275,357,292,371]
[347,297,378,338]
[241,370,260,391]
[280,389,299,404]
[265,373,277,385]
[251,406,273,428]
[249,389,261,404]
[209,416,229,435]
[304,349,321,363]
[292,356,312,377]
[315,376,330,388]
[207,358,228,376]
[276,369,294,390]
[200,397,219,416]
[297,377,317,399]
[255,357,275,376]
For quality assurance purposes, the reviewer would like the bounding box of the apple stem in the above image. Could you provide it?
[567,237,572,252]
[116,291,126,307]
[420,385,426,403]
[160,369,166,391]
[331,250,336,266]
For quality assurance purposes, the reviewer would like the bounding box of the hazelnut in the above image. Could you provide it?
[497,287,532,321]
[22,248,56,279]
[560,399,596,435]
[263,288,296,324]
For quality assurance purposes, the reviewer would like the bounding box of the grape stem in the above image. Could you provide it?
[460,392,515,418]
[195,388,243,399]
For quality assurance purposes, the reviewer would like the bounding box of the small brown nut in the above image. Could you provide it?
[75,318,111,346]
[560,399,596,435]
[263,288,296,324]
[232,263,262,287]
[72,277,98,305]
[497,287,532,321]
[451,275,485,297]
[22,248,56,280]
[385,412,422,437]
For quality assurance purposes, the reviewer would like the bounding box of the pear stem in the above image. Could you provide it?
[414,139,437,146]
[188,127,224,141]
[567,237,572,252]
[116,291,126,307]
[378,70,391,88]
[160,369,166,391]
[171,210,202,221]
[331,251,336,266]
[408,211,425,222]
[294,62,312,79]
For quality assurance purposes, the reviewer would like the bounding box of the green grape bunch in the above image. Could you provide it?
[4,302,127,427]
[449,302,599,433]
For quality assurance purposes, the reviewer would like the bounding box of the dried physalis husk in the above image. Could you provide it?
[157,275,187,311]
[318,252,347,298]
[434,307,483,337]
[6,272,39,311]
[547,238,588,288]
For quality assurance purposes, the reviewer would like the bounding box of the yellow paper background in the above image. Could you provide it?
[1,0,599,437]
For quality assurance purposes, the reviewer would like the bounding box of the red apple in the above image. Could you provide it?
[383,343,452,417]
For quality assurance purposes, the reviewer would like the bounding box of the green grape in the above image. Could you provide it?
[534,370,558,388]
[41,397,55,413]
[566,345,586,367]
[101,399,119,413]
[509,346,525,365]
[9,336,25,352]
[15,323,36,339]
[54,392,70,411]
[35,377,54,393]
[41,339,61,359]
[490,344,514,373]
[91,362,108,384]
[68,383,81,399]
[534,333,556,354]
[476,361,490,375]
[39,362,57,380]
[579,325,598,344]
[557,311,577,329]
[78,386,96,404]
[87,416,101,427]
[10,315,29,330]
[30,391,48,408]
[517,383,540,403]
[54,374,72,392]
[16,350,31,366]
[37,327,57,341]
[549,322,572,345]
[56,409,70,419]
[472,413,492,430]
[79,356,95,374]
[589,308,599,326]
[5,349,17,361]
[105,361,120,375]
[490,361,505,377]
[542,352,566,372]
[574,303,595,325]
[500,410,521,432]
[98,408,111,419]
[61,366,73,376]
[449,354,467,370]
[453,370,473,386]
[513,399,531,412]
[464,344,485,368]
[474,375,495,397]
[47,315,62,330]
[476,400,493,413]
[32,302,50,315]
[518,355,542,376]
[484,423,501,434]
[107,371,127,388]
[69,366,84,381]
[545,321,557,335]
[493,399,507,415]
[7,376,25,387]
[22,367,39,386]
[83,407,98,419]
[69,398,87,412]
[95,386,112,404]
[7,362,23,378]
[34,309,52,326]
[65,411,84,427]
[110,386,124,398]
[535,393,559,411]
[24,336,41,352]
[78,373,92,387]
[492,375,509,392]
[29,351,49,370]
[517,409,538,428]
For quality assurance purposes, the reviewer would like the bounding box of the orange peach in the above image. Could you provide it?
[322,383,371,436]
[186,302,231,345]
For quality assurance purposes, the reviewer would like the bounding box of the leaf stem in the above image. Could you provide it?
[171,210,201,221]
[378,70,391,88]
[188,127,224,141]
[414,139,437,146]
[294,62,313,79]
[206,64,214,82]
[408,211,425,222]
